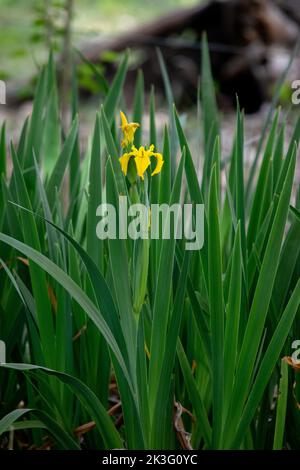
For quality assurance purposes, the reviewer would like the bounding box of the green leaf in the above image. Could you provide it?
[1,363,123,449]
[76,48,109,95]
[273,359,289,450]
[157,49,177,176]
[177,340,212,447]
[105,158,136,379]
[223,143,297,447]
[23,67,47,170]
[0,407,80,449]
[0,121,6,177]
[151,251,191,447]
[42,55,61,175]
[149,85,157,148]
[223,223,242,414]
[200,33,220,193]
[232,279,300,448]
[46,116,78,208]
[86,113,103,270]
[0,232,132,393]
[208,165,224,448]
[10,145,54,366]
[0,408,31,435]
[132,69,144,148]
[148,150,185,411]
[247,109,279,251]
[101,106,127,196]
[104,51,129,124]
[246,38,300,199]
[234,105,246,267]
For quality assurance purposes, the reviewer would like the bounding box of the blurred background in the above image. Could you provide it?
[0,1,196,80]
[0,0,299,149]
[0,0,199,101]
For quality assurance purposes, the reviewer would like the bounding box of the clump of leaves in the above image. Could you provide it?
[0,39,299,450]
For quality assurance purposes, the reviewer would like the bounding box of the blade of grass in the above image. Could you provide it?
[2,363,123,448]
[0,232,133,394]
[46,116,78,208]
[246,38,300,200]
[223,143,297,446]
[0,122,6,177]
[201,33,220,194]
[132,69,144,148]
[103,51,129,124]
[157,48,177,177]
[231,279,300,448]
[223,223,242,414]
[208,165,224,448]
[273,359,289,450]
[0,406,80,449]
[148,150,185,411]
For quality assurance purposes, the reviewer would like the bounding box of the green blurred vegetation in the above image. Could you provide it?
[0,0,198,82]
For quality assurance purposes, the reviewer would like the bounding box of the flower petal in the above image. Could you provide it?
[120,111,128,128]
[120,115,140,147]
[151,152,164,176]
[119,152,133,175]
[134,153,151,180]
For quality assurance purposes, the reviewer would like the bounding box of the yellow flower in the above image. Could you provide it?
[119,145,164,180]
[120,111,139,148]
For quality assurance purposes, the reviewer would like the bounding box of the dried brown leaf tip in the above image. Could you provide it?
[174,401,195,450]
[283,356,300,372]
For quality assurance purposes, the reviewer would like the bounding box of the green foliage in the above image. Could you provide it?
[0,40,299,450]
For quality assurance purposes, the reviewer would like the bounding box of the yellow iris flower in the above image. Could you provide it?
[120,111,139,148]
[119,145,164,180]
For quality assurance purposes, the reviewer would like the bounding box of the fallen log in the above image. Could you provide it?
[79,0,299,112]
